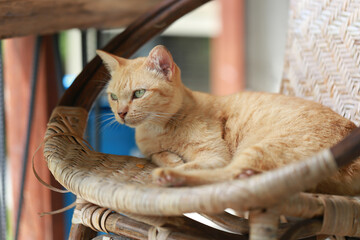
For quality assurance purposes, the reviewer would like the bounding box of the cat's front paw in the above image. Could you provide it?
[234,168,262,179]
[152,168,186,187]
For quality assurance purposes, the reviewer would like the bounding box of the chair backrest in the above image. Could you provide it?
[281,0,360,126]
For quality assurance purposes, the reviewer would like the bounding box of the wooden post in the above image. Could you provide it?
[4,35,64,240]
[211,0,245,95]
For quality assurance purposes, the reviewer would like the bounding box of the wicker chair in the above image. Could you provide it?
[43,0,360,239]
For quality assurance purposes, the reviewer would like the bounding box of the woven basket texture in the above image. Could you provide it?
[281,0,360,126]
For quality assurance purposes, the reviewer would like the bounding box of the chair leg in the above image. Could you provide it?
[69,223,97,240]
[249,209,279,240]
[68,198,97,240]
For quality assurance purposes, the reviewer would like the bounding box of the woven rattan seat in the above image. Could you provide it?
[44,0,360,239]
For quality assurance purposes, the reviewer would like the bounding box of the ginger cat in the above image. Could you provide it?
[97,45,360,195]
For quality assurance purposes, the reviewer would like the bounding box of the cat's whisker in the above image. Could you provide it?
[97,112,115,118]
[99,118,120,134]
[109,120,121,131]
[99,117,116,126]
[98,120,112,130]
[94,113,114,120]
[100,115,116,124]
[95,115,115,125]
[103,112,115,116]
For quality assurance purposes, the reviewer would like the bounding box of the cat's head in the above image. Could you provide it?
[97,45,183,128]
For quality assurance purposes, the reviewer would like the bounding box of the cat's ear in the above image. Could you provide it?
[146,45,174,80]
[96,50,124,73]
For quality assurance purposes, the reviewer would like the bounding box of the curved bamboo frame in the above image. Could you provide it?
[43,0,360,239]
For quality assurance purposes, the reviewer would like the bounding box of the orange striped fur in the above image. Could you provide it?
[97,45,360,195]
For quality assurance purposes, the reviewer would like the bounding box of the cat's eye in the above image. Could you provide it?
[110,93,118,101]
[133,89,146,99]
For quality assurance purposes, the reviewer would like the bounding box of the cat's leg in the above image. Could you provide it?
[151,152,185,186]
[174,156,229,171]
[152,164,260,187]
[152,144,232,185]
[151,151,184,167]
[152,166,236,186]
[152,153,230,186]
[172,141,233,171]
[152,142,279,186]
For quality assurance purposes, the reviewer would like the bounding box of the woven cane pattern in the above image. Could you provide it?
[281,0,360,126]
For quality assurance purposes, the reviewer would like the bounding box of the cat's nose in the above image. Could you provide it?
[118,111,128,120]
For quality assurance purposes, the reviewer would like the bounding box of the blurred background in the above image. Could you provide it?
[0,0,289,239]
